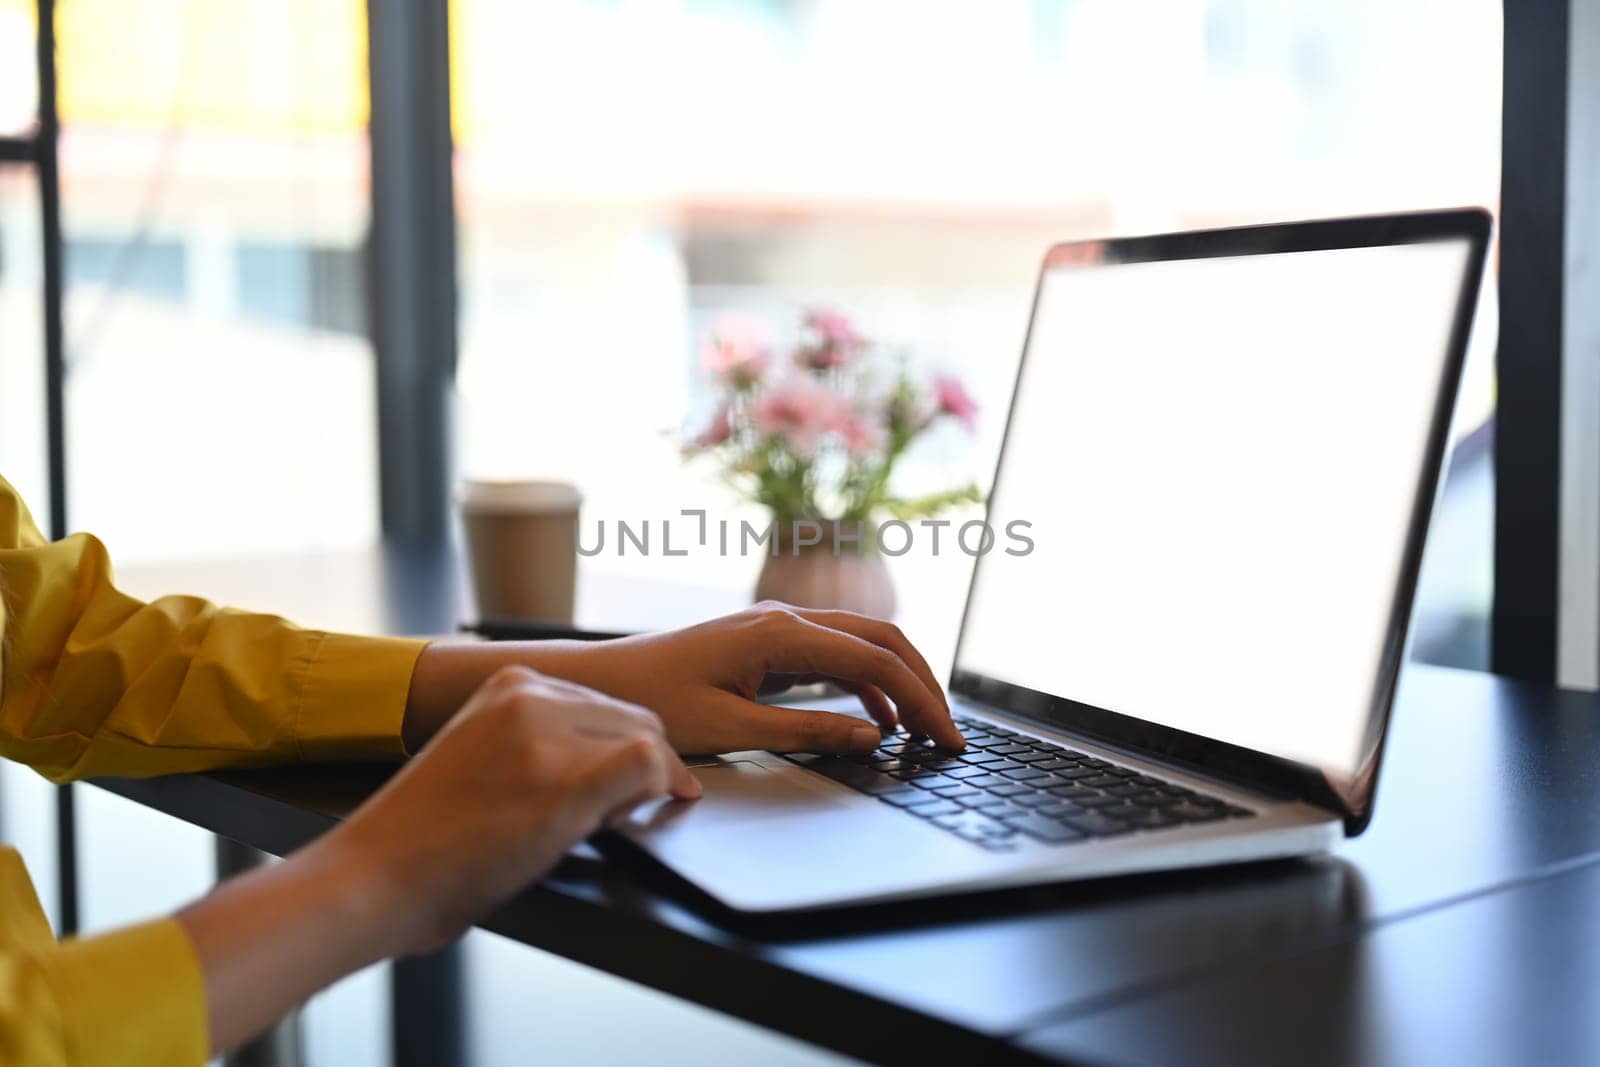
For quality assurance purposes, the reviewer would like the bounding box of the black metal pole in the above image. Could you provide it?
[392,944,467,1067]
[34,0,78,939]
[367,2,465,1061]
[36,4,63,538]
[1493,1,1568,682]
[0,136,33,163]
[367,0,457,546]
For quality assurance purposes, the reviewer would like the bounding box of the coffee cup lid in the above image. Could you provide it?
[458,479,582,515]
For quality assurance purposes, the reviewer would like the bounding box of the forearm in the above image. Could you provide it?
[2,527,420,780]
[402,640,602,751]
[174,830,405,1056]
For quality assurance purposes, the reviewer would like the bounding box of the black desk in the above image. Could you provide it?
[103,549,1600,1065]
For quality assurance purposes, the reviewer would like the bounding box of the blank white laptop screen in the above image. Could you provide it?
[957,238,1473,776]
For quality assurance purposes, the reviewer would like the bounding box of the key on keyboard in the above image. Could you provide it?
[783,713,1255,849]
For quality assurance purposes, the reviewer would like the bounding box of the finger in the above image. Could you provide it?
[790,608,952,726]
[826,679,898,731]
[600,760,702,831]
[761,616,964,749]
[619,729,701,800]
[755,672,896,730]
[711,692,883,754]
[665,749,703,800]
[588,734,702,822]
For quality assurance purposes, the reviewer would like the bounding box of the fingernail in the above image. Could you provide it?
[850,725,882,751]
[687,774,704,799]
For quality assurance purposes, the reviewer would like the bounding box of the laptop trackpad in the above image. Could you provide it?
[627,760,848,831]
[617,758,993,912]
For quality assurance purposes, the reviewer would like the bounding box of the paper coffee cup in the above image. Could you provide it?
[459,480,582,623]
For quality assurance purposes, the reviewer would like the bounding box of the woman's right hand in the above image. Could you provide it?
[179,665,696,1056]
[329,664,701,955]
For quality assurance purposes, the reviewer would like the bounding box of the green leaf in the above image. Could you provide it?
[879,483,985,521]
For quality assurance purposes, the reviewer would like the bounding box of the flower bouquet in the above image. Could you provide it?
[684,308,982,618]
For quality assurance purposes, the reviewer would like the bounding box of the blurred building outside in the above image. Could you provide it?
[0,0,1500,672]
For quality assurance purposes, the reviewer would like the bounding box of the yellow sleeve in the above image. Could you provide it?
[0,474,427,781]
[0,847,207,1066]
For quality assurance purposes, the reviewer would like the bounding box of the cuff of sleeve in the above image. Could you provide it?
[296,633,428,762]
[48,918,208,1067]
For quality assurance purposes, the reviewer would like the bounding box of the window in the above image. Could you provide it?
[0,4,391,1055]
[0,174,48,513]
[451,0,1502,671]
[0,0,34,135]
[48,0,376,564]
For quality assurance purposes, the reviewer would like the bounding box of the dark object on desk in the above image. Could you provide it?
[461,618,635,642]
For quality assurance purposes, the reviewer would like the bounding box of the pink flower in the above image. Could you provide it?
[797,308,863,371]
[702,312,772,388]
[750,376,842,457]
[685,402,733,452]
[932,374,978,431]
[834,409,888,458]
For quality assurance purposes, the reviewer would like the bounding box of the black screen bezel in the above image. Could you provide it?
[948,208,1492,835]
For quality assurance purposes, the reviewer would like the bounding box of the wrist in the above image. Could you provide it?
[403,639,593,752]
[300,821,423,960]
[173,827,413,1055]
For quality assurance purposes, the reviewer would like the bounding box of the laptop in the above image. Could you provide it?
[614,209,1491,913]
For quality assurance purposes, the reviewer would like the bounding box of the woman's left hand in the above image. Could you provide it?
[553,602,963,754]
[402,603,963,757]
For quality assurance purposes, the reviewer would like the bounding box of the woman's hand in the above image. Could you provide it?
[179,665,696,1054]
[556,602,963,754]
[180,604,955,1056]
[402,602,963,757]
[346,665,699,952]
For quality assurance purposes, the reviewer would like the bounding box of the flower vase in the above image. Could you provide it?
[752,522,897,620]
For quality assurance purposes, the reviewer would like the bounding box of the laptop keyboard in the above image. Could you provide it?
[783,713,1254,850]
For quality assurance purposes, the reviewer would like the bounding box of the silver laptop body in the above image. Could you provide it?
[616,209,1491,913]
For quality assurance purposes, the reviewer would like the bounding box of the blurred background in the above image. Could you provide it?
[0,1,1501,1064]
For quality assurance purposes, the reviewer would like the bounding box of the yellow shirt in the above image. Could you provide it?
[0,475,427,1064]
